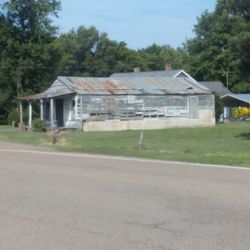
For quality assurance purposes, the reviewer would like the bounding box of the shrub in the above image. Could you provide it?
[7,107,29,126]
[215,96,223,122]
[32,119,48,132]
[7,108,19,126]
[233,107,250,119]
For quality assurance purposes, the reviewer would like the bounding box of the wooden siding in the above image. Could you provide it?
[71,94,214,123]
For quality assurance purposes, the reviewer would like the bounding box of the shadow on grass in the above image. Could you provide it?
[235,132,250,140]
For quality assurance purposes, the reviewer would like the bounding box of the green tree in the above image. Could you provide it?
[186,0,250,92]
[0,0,61,123]
[54,26,145,77]
[137,44,187,71]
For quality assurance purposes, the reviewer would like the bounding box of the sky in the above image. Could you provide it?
[55,0,217,50]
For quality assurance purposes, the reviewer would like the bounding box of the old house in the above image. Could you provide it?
[20,76,215,131]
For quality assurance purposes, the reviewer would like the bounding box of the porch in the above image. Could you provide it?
[19,94,81,130]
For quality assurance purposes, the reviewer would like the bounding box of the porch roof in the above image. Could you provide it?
[20,87,75,101]
[220,94,250,107]
[20,94,41,101]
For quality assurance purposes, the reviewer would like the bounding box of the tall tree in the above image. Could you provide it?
[0,0,61,122]
[186,0,250,92]
[54,26,145,77]
[137,44,187,71]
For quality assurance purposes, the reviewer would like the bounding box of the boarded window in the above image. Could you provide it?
[199,95,214,109]
[78,94,211,121]
[189,96,199,119]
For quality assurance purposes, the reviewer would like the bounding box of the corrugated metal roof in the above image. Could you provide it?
[110,69,212,91]
[59,76,212,95]
[20,79,75,100]
[110,69,183,78]
[20,94,40,101]
[221,94,250,105]
[199,81,231,97]
[21,76,213,100]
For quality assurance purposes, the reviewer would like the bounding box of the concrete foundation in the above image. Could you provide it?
[82,110,215,132]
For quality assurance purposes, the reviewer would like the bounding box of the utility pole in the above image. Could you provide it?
[226,66,229,89]
[223,66,233,90]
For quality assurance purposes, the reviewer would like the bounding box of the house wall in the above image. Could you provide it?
[81,95,190,121]
[63,95,81,128]
[61,94,215,130]
[82,111,214,131]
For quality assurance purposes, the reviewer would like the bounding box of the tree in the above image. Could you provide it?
[54,26,145,77]
[186,0,250,92]
[0,0,61,123]
[137,44,187,71]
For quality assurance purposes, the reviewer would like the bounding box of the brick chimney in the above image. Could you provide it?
[134,67,140,73]
[165,64,173,71]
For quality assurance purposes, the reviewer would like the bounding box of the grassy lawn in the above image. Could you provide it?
[0,122,250,166]
[0,127,46,145]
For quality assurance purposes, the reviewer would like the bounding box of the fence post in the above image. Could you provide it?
[138,131,144,149]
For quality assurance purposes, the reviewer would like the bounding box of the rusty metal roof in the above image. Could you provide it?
[20,94,40,101]
[58,76,212,95]
[21,76,212,100]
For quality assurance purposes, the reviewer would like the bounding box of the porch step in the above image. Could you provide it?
[65,121,81,129]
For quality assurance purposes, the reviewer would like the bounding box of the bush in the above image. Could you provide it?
[215,96,223,122]
[7,107,29,126]
[233,107,250,119]
[7,108,19,126]
[32,119,48,132]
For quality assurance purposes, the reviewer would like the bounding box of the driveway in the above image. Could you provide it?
[0,140,250,250]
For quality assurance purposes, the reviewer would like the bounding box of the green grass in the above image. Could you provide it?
[0,126,46,145]
[1,123,250,166]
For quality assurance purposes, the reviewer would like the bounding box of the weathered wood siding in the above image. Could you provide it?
[77,94,214,121]
[61,94,215,129]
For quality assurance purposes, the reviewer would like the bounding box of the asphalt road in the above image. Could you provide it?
[0,140,250,250]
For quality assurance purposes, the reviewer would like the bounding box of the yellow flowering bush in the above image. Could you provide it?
[233,107,250,119]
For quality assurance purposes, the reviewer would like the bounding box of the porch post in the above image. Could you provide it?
[19,100,23,124]
[50,98,54,128]
[40,99,44,120]
[28,101,32,128]
[80,95,83,120]
[75,95,78,120]
[224,106,231,120]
